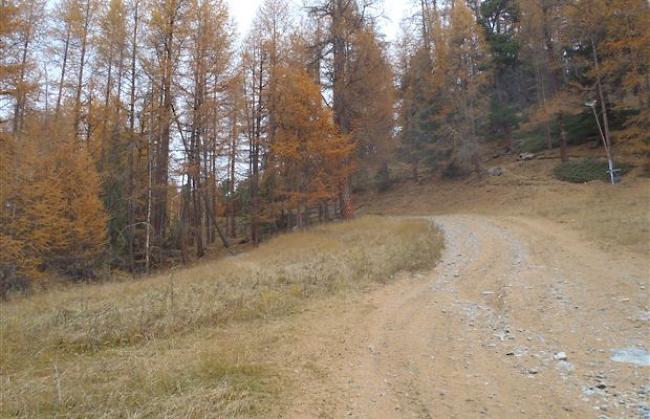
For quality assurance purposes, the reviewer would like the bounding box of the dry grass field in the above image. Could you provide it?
[0,216,442,418]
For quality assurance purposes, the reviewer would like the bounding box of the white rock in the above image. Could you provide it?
[554,352,568,361]
[518,152,535,161]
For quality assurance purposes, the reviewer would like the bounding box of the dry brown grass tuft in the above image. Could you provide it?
[0,216,442,418]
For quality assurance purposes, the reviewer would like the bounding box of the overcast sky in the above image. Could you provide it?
[226,0,414,41]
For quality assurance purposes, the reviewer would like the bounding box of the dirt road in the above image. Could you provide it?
[286,215,649,418]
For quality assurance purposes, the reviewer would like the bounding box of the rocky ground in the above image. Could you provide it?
[281,215,649,418]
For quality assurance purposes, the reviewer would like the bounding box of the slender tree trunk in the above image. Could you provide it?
[85,81,95,142]
[12,6,33,135]
[202,146,213,245]
[331,5,353,220]
[104,57,113,112]
[55,27,71,119]
[126,0,139,272]
[228,105,238,238]
[190,96,205,258]
[146,117,153,274]
[209,103,218,245]
[297,195,305,230]
[200,187,230,250]
[153,10,176,248]
[542,4,559,94]
[420,0,431,54]
[541,3,565,154]
[73,0,92,141]
[44,64,50,115]
[180,181,190,264]
[207,86,219,245]
[250,53,264,245]
[591,38,612,149]
[111,47,125,145]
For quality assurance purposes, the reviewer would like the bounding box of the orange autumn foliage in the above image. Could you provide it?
[0,120,107,291]
[269,66,355,213]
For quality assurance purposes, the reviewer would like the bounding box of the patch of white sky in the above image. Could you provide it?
[227,0,417,42]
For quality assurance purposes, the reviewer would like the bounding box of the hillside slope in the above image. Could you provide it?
[359,147,650,256]
[0,217,441,418]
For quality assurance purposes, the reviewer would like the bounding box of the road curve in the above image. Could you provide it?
[288,215,649,419]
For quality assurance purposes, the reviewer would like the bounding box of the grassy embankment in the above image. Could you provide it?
[0,216,442,418]
[360,152,650,256]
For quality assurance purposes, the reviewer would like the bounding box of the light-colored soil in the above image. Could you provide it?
[276,215,649,418]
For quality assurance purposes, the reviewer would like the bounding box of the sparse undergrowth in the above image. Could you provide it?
[553,158,633,183]
[0,216,442,418]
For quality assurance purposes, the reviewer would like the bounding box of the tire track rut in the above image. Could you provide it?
[287,215,649,418]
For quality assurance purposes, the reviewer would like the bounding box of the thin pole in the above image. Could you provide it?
[589,105,615,184]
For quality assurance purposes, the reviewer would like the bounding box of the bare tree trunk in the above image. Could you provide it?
[297,201,304,230]
[542,4,559,94]
[73,0,92,141]
[591,38,612,150]
[126,0,139,272]
[541,3,565,154]
[55,27,71,119]
[187,58,204,259]
[420,0,431,54]
[180,180,190,264]
[207,86,219,245]
[250,53,264,245]
[104,56,113,113]
[145,121,153,274]
[331,4,353,220]
[228,104,238,238]
[153,12,175,248]
[201,188,231,250]
[191,125,205,258]
[208,109,218,245]
[202,146,213,245]
[12,1,34,134]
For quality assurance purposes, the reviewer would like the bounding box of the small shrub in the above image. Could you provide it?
[553,158,633,183]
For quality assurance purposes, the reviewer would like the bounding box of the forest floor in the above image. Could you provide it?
[2,147,649,418]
